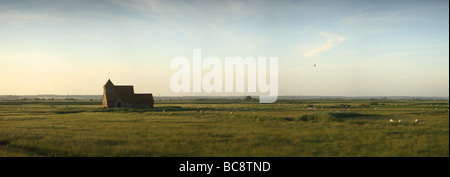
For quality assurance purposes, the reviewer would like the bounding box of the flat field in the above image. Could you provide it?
[0,100,448,157]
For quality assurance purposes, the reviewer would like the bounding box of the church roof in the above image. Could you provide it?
[104,79,114,87]
[134,94,154,103]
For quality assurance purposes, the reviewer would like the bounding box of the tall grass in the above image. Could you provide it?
[297,112,337,122]
[0,100,448,157]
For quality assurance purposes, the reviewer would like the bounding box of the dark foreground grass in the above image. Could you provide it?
[0,100,448,157]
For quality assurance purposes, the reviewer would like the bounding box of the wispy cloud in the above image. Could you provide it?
[338,4,448,35]
[0,10,66,24]
[302,32,346,58]
[342,13,395,25]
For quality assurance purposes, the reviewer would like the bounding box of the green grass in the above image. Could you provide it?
[297,112,337,122]
[0,100,448,157]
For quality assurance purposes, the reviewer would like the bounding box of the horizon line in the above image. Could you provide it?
[0,94,448,98]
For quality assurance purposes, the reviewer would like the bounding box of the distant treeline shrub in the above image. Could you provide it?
[297,112,337,122]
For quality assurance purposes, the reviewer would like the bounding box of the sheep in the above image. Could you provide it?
[415,119,419,123]
[389,119,394,123]
[230,112,233,115]
[398,119,402,123]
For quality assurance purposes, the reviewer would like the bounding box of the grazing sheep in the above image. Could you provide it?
[230,112,233,115]
[415,119,419,123]
[398,120,402,123]
[390,119,394,123]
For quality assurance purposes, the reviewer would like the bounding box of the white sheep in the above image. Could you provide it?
[398,120,402,123]
[390,119,394,123]
[415,119,419,123]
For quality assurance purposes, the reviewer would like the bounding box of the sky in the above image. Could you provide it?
[0,0,448,97]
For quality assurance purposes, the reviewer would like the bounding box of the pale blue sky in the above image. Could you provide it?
[0,0,448,97]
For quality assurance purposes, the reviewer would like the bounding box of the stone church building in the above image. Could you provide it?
[102,79,154,108]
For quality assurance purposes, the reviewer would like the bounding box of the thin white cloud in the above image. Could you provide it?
[303,32,346,58]
[0,10,66,24]
[342,13,395,25]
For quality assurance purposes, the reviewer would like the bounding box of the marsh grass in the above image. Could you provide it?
[0,100,448,157]
[297,112,337,122]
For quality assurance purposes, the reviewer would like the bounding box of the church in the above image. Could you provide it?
[102,79,154,108]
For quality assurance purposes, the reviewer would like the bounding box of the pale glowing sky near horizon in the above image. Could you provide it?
[0,0,448,97]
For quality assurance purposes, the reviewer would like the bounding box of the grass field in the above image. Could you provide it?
[0,100,448,157]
